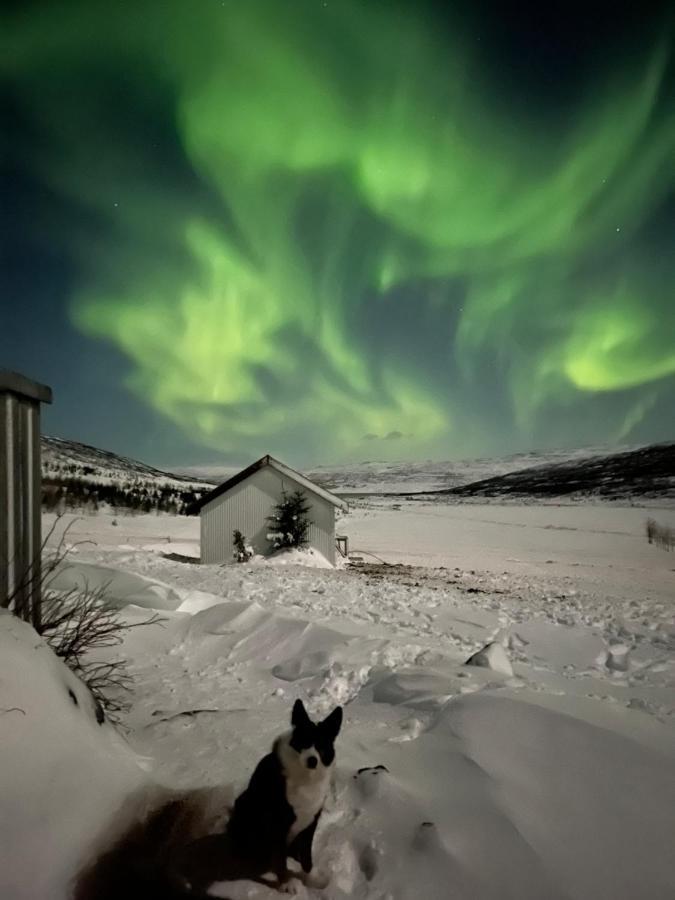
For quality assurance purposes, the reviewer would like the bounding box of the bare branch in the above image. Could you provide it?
[646,518,674,552]
[8,515,164,726]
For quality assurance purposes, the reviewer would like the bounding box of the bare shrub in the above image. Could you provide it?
[9,514,163,724]
[2,515,88,623]
[645,518,674,551]
[646,518,657,544]
[39,583,163,722]
[232,529,253,562]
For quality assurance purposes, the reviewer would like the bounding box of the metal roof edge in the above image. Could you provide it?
[0,370,52,404]
[195,454,348,512]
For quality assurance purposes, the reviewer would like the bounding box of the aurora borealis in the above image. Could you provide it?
[3,0,674,466]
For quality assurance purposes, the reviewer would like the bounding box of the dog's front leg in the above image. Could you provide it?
[289,813,320,875]
[267,843,292,887]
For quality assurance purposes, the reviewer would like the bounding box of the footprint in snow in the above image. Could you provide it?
[411,820,445,855]
[358,839,383,881]
[353,765,389,799]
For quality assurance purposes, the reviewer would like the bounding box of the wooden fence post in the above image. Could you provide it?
[0,370,53,629]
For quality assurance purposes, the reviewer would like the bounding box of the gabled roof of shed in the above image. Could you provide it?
[195,454,349,512]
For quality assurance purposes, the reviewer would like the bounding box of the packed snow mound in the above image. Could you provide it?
[602,642,632,672]
[142,541,200,559]
[0,612,148,900]
[49,560,184,610]
[429,694,675,900]
[465,640,514,676]
[262,546,334,568]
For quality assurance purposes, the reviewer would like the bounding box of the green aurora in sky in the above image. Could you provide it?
[4,0,674,463]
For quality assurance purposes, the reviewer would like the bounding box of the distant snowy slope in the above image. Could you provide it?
[41,436,212,513]
[180,447,616,494]
[173,462,239,483]
[42,436,674,506]
[306,445,617,494]
[443,442,675,500]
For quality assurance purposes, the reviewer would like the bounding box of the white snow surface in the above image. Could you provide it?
[2,505,675,899]
[0,612,149,900]
[262,546,335,569]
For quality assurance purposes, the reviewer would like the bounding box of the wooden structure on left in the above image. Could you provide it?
[0,370,52,627]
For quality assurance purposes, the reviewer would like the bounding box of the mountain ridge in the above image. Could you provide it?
[42,436,212,514]
[438,442,675,501]
[40,436,675,509]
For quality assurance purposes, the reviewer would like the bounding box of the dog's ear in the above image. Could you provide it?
[320,706,343,741]
[292,699,311,729]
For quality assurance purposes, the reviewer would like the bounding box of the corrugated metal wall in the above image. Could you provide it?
[201,466,336,565]
[0,391,42,624]
[305,491,336,564]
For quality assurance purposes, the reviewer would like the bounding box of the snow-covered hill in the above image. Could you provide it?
[306,446,615,494]
[179,446,618,496]
[442,442,675,501]
[41,436,212,514]
[43,436,675,511]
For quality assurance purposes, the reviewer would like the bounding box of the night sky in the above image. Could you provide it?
[3,0,674,468]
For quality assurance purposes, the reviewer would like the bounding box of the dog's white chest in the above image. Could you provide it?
[286,774,329,841]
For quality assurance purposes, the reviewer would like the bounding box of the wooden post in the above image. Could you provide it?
[336,534,349,558]
[0,370,52,629]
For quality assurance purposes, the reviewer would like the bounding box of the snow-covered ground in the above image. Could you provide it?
[43,498,675,603]
[342,499,675,604]
[2,503,675,900]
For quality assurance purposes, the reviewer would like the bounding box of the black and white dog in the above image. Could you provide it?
[179,699,343,892]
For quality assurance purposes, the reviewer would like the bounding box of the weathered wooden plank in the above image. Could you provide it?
[0,373,52,621]
[11,394,28,619]
[29,403,42,630]
[19,403,32,619]
[0,370,52,405]
[0,394,10,607]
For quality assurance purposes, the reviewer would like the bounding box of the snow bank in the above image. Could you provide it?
[262,546,334,569]
[0,612,148,900]
[465,640,514,675]
[142,541,200,559]
[4,574,675,900]
[49,560,184,610]
[18,508,675,900]
[292,691,675,900]
[101,585,675,900]
[434,694,675,900]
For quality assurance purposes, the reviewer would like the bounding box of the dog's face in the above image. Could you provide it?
[288,699,342,771]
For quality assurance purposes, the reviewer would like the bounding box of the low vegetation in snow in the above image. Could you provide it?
[646,517,675,551]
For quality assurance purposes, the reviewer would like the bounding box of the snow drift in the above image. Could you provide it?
[0,612,147,900]
[3,525,675,900]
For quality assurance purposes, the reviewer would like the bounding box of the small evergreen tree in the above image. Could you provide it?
[233,529,253,562]
[266,489,311,551]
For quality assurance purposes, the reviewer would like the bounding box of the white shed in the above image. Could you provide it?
[196,455,348,565]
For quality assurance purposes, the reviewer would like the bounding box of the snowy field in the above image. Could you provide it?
[2,501,675,900]
[41,498,675,602]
